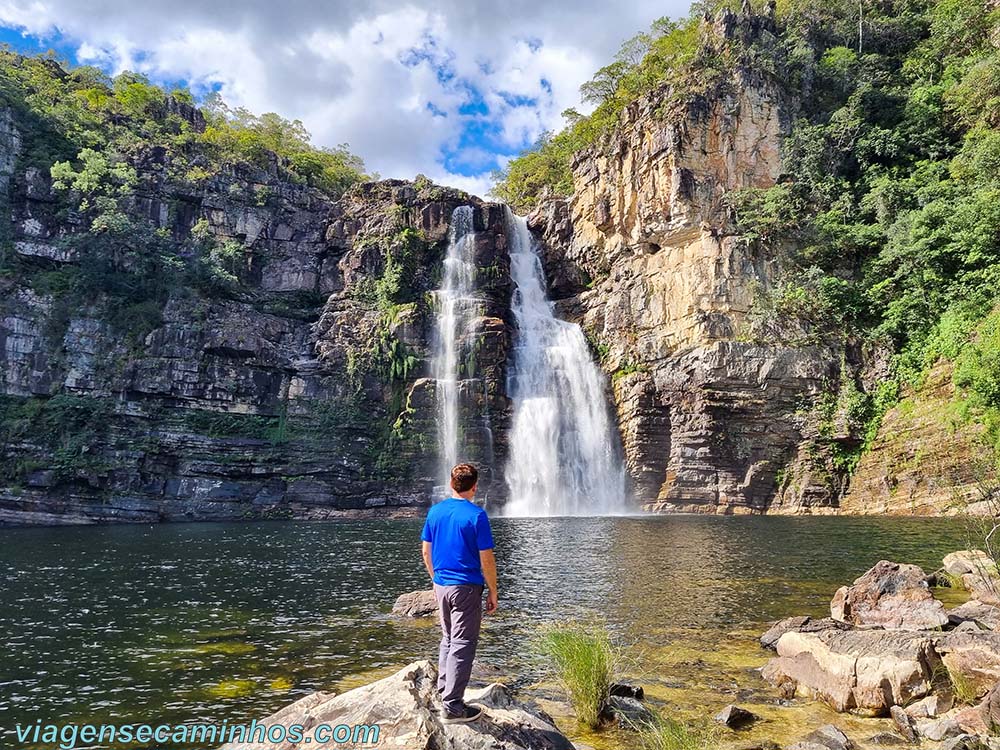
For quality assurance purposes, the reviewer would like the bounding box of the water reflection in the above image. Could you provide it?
[0,515,973,746]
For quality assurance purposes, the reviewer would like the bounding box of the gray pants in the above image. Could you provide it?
[433,583,484,715]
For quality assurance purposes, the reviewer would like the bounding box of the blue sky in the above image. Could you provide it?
[0,0,689,197]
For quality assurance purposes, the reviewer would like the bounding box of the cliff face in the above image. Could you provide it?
[0,104,511,524]
[529,11,842,513]
[841,363,997,516]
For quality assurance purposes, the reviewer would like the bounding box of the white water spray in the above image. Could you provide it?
[502,208,627,516]
[431,206,480,491]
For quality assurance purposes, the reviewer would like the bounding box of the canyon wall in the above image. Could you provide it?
[0,104,512,524]
[529,10,850,513]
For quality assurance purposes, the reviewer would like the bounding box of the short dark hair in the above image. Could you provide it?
[450,463,479,493]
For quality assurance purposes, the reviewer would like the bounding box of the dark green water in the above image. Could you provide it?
[0,516,973,744]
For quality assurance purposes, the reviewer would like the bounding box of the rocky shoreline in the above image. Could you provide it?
[226,549,1000,750]
[754,551,1000,749]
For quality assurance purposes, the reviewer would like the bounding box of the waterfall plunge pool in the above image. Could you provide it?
[0,515,973,749]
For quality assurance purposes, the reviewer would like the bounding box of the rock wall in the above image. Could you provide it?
[529,10,840,513]
[841,363,998,516]
[0,106,512,525]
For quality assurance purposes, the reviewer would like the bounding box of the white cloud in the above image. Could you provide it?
[0,0,692,198]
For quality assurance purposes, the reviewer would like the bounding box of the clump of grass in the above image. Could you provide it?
[537,621,618,729]
[948,666,982,704]
[635,715,715,750]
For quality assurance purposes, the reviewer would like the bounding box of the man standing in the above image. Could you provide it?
[420,463,498,724]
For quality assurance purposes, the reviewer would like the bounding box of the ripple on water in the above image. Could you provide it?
[0,515,975,748]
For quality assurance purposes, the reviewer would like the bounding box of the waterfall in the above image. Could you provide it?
[502,208,628,516]
[431,206,479,493]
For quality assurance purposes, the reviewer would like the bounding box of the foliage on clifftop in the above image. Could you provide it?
[0,49,367,196]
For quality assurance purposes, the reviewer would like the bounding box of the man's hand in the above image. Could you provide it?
[485,589,498,615]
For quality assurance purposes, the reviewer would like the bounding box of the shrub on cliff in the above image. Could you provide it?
[0,50,368,197]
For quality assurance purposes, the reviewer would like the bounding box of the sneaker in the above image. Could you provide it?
[442,704,483,724]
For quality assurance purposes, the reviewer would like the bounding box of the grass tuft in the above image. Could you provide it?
[537,620,617,729]
[635,714,715,750]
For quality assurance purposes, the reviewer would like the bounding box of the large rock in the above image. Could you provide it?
[527,9,839,515]
[761,629,940,715]
[392,590,439,618]
[787,724,856,750]
[936,630,1000,700]
[760,616,849,650]
[217,660,576,750]
[830,561,949,631]
[949,601,1000,631]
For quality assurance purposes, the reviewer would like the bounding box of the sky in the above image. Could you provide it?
[0,0,690,198]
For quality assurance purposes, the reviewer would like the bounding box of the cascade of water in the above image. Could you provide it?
[502,207,627,516]
[431,206,479,493]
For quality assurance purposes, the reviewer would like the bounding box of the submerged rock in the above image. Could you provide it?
[761,629,939,714]
[392,589,438,618]
[217,660,575,750]
[787,723,856,750]
[600,695,656,729]
[866,731,910,746]
[939,736,990,750]
[608,682,644,700]
[830,560,949,631]
[714,704,758,729]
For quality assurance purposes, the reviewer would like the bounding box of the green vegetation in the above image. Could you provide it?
[0,50,366,195]
[496,0,1000,471]
[537,621,618,729]
[0,50,368,345]
[0,394,113,482]
[491,14,711,211]
[636,715,714,750]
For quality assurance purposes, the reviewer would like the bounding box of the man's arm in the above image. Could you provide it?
[421,541,434,581]
[480,549,498,615]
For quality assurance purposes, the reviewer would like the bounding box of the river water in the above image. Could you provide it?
[0,516,974,748]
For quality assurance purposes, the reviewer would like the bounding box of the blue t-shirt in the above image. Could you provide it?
[420,498,495,586]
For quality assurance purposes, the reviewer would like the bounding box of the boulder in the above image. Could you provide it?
[392,590,438,618]
[608,682,644,700]
[904,692,954,719]
[217,660,576,750]
[943,551,1000,605]
[889,705,917,742]
[830,560,949,631]
[979,681,1000,733]
[714,704,758,729]
[600,695,656,729]
[915,716,964,741]
[761,629,940,714]
[937,631,1000,700]
[787,724,856,750]
[950,599,1000,632]
[760,616,849,650]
